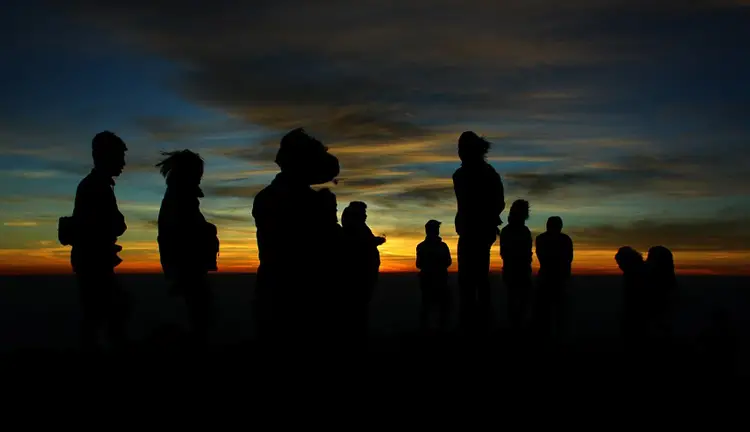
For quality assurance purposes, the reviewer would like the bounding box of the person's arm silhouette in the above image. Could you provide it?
[442,242,452,269]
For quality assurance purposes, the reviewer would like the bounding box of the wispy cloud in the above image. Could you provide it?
[4,221,39,227]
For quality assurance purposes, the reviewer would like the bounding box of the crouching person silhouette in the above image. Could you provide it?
[157,150,219,345]
[416,220,452,333]
[68,131,130,351]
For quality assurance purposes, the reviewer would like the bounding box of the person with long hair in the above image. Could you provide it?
[156,150,219,345]
[500,199,532,334]
[452,131,505,333]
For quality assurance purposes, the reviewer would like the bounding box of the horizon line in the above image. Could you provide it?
[1,269,747,277]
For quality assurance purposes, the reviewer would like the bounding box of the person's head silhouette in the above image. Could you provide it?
[425,219,441,237]
[615,246,644,273]
[92,131,127,177]
[156,150,204,188]
[546,216,563,233]
[342,201,367,227]
[458,131,490,164]
[275,128,339,185]
[508,199,530,224]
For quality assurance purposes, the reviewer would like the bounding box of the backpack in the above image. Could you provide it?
[58,216,77,246]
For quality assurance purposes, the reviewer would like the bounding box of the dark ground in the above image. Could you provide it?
[0,273,748,384]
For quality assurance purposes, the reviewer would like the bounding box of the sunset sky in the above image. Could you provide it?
[1,0,749,274]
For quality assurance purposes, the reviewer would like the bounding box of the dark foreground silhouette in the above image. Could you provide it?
[500,200,532,334]
[252,128,340,349]
[63,132,130,351]
[453,131,505,333]
[416,220,452,332]
[1,274,745,386]
[157,150,219,345]
[534,216,573,341]
[40,128,741,388]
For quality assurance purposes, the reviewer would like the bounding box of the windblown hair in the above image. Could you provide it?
[155,150,204,185]
[276,128,327,168]
[458,131,491,161]
[508,199,530,223]
[615,246,644,270]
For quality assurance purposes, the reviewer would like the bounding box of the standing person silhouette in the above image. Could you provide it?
[314,188,344,342]
[342,201,385,342]
[534,216,573,340]
[645,246,677,342]
[70,131,129,351]
[615,246,646,346]
[252,128,340,349]
[416,220,452,333]
[499,200,532,334]
[156,150,219,345]
[452,131,505,333]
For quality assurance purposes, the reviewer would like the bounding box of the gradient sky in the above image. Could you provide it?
[1,0,749,274]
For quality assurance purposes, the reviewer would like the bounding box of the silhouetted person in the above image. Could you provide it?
[252,128,340,348]
[342,201,385,341]
[416,220,452,332]
[534,216,573,340]
[156,150,219,345]
[70,131,129,351]
[645,246,676,341]
[615,246,646,345]
[453,131,505,332]
[500,200,532,333]
[315,188,344,338]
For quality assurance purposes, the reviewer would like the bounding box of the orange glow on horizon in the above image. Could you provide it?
[1,247,748,276]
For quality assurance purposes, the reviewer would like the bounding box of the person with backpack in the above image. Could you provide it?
[62,131,130,351]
